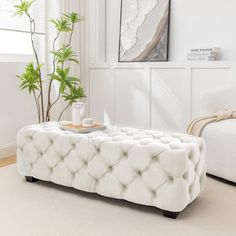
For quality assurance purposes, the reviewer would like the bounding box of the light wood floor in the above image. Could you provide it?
[0,156,16,168]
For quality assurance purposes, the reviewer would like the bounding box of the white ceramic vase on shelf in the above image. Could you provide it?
[72,102,86,126]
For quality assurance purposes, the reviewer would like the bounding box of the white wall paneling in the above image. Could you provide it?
[115,68,149,128]
[151,68,187,132]
[89,62,236,132]
[90,68,115,124]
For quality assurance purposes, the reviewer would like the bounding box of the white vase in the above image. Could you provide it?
[72,102,86,125]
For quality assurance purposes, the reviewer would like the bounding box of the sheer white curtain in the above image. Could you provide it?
[46,0,81,120]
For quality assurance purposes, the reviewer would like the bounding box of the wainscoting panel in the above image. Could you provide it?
[115,69,149,128]
[151,68,188,132]
[89,62,235,132]
[90,69,115,124]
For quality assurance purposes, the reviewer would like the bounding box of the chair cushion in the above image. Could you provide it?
[202,119,236,182]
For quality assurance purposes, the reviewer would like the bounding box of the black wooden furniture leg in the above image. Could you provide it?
[163,210,180,219]
[25,176,38,182]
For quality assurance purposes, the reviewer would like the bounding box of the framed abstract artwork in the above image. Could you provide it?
[118,0,171,62]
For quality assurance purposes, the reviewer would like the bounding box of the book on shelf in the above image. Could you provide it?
[187,51,217,57]
[186,47,221,61]
[187,56,216,61]
[190,47,221,53]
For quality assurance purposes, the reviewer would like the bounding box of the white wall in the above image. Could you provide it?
[169,0,236,61]
[0,62,37,158]
[78,0,236,132]
[104,0,236,62]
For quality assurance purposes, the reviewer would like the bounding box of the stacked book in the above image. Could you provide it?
[186,47,221,61]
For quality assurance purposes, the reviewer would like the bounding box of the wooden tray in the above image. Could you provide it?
[59,122,106,133]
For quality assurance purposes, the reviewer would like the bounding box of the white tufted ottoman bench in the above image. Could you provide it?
[17,123,206,219]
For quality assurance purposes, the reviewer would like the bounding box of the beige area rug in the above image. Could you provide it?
[0,165,236,236]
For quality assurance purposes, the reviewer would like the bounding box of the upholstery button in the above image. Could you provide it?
[137,170,142,176]
[188,152,194,160]
[122,184,127,190]
[152,156,158,161]
[189,185,193,193]
[199,145,203,151]
[168,176,174,182]
[72,143,76,149]
[151,190,156,197]
[123,151,128,157]
[108,166,113,172]
[182,172,188,179]
[83,160,88,166]
[96,148,100,152]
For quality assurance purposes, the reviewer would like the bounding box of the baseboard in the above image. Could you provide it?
[207,173,236,186]
[0,143,17,159]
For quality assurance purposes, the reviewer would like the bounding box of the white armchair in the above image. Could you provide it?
[200,86,236,183]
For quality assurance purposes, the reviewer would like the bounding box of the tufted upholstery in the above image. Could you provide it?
[17,123,206,212]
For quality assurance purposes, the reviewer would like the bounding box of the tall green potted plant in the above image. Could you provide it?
[15,0,86,123]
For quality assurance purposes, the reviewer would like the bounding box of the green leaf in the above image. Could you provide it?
[62,86,86,105]
[14,0,34,16]
[50,17,71,32]
[63,12,83,24]
[17,63,41,94]
[50,66,81,94]
[51,45,79,65]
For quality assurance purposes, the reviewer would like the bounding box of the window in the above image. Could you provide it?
[0,0,45,59]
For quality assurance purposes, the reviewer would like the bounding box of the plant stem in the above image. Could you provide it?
[33,91,41,123]
[68,23,74,46]
[46,31,60,121]
[36,93,41,122]
[58,103,70,121]
[47,23,75,121]
[51,93,61,107]
[26,12,45,122]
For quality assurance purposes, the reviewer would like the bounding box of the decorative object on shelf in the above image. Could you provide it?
[72,102,86,125]
[14,0,86,123]
[186,47,221,61]
[59,121,106,133]
[118,0,171,62]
